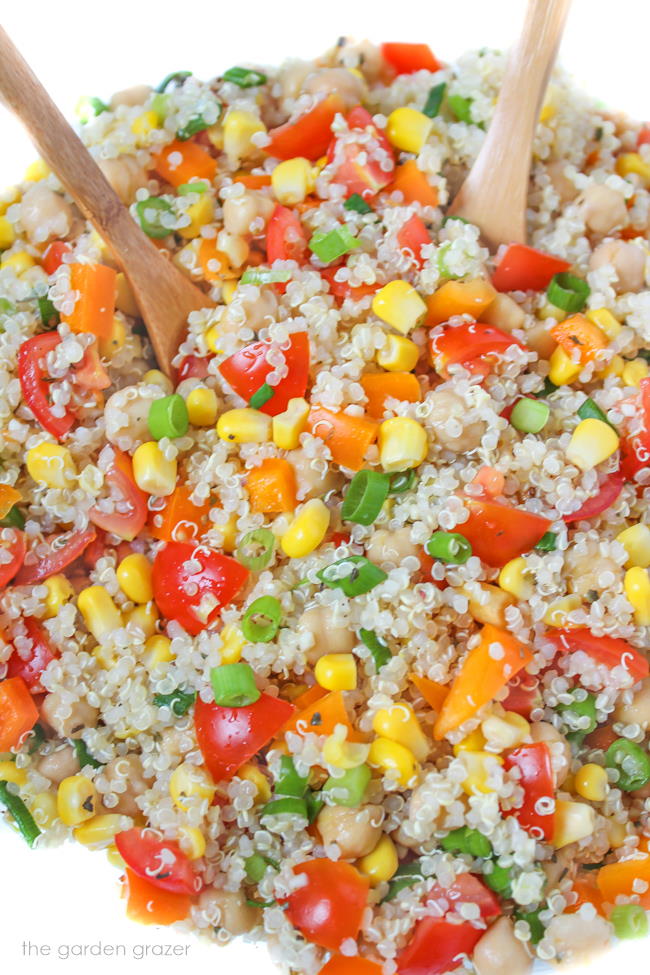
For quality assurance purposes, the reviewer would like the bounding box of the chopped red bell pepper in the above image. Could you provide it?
[326,106,395,200]
[0,528,26,589]
[15,526,96,585]
[89,446,148,541]
[6,618,59,694]
[501,674,542,719]
[266,204,309,267]
[429,322,526,378]
[266,94,346,160]
[285,859,369,951]
[397,214,430,269]
[18,333,75,440]
[545,628,649,682]
[457,498,551,568]
[426,873,501,920]
[504,743,555,841]
[320,267,381,305]
[381,43,442,75]
[115,827,199,895]
[218,332,310,416]
[620,376,650,482]
[563,469,625,523]
[491,243,571,293]
[398,916,484,975]
[42,241,71,275]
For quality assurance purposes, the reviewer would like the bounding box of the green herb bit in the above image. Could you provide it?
[76,96,109,124]
[305,790,324,824]
[515,908,545,945]
[27,723,45,755]
[577,397,615,429]
[359,629,392,672]
[556,691,597,744]
[37,297,59,329]
[440,826,492,858]
[249,383,275,410]
[344,194,373,215]
[223,67,268,88]
[483,861,513,897]
[381,861,424,903]
[156,71,192,94]
[535,377,559,399]
[423,82,446,118]
[448,94,473,123]
[317,556,387,597]
[246,898,276,908]
[177,181,209,196]
[0,780,41,847]
[177,115,211,141]
[260,797,309,819]
[535,531,557,552]
[153,687,197,717]
[71,738,103,770]
[0,505,25,530]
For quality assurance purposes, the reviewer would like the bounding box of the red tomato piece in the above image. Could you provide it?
[457,498,551,568]
[285,859,369,951]
[429,322,526,378]
[89,446,148,541]
[176,353,214,383]
[381,43,442,75]
[218,332,310,416]
[620,376,650,481]
[115,828,199,895]
[18,333,75,440]
[266,94,346,161]
[266,205,308,265]
[15,527,97,585]
[545,628,649,682]
[427,873,501,920]
[327,106,395,200]
[504,743,555,841]
[491,243,570,293]
[72,340,111,391]
[42,241,71,275]
[320,267,381,305]
[0,528,26,589]
[563,469,625,523]
[501,674,542,719]
[6,618,59,694]
[122,868,192,925]
[398,917,484,975]
[194,693,295,781]
[397,215,430,269]
[152,541,249,635]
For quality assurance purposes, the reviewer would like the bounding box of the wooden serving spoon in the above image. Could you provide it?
[0,26,213,375]
[448,0,571,249]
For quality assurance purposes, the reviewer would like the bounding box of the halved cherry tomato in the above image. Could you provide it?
[89,446,148,541]
[266,205,308,265]
[42,241,71,275]
[398,917,484,975]
[456,498,551,568]
[6,618,59,694]
[285,859,369,951]
[319,956,383,975]
[563,469,625,523]
[72,340,111,391]
[501,674,542,719]
[266,94,346,160]
[18,333,75,440]
[381,43,442,75]
[621,376,650,481]
[0,528,26,588]
[504,743,555,841]
[429,322,526,378]
[176,353,214,383]
[397,214,430,269]
[194,693,295,781]
[152,541,249,635]
[320,267,381,305]
[218,332,310,416]
[545,628,649,682]
[122,868,192,925]
[15,527,97,585]
[326,106,395,200]
[115,828,199,895]
[426,873,501,919]
[491,243,570,292]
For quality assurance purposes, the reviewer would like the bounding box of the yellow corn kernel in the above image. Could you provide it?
[223,110,266,165]
[602,354,625,378]
[0,215,15,249]
[481,711,530,751]
[117,553,153,604]
[178,825,206,860]
[217,407,272,444]
[322,730,370,770]
[219,623,244,664]
[368,737,419,787]
[0,761,27,786]
[537,302,565,322]
[114,271,139,317]
[205,323,222,354]
[586,308,621,341]
[574,763,609,802]
[143,369,174,394]
[78,585,124,642]
[1,251,36,274]
[358,834,399,885]
[222,279,238,304]
[125,602,159,638]
[622,358,650,388]
[169,762,216,811]
[372,280,427,335]
[57,775,99,826]
[178,193,215,239]
[386,107,434,153]
[0,186,19,216]
[539,100,556,124]
[43,573,74,618]
[132,441,177,496]
[131,110,159,137]
[281,498,330,558]
[186,386,218,426]
[624,567,650,625]
[617,523,650,569]
[461,751,504,796]
[315,653,357,691]
[463,584,514,627]
[26,443,77,489]
[616,152,650,185]
[271,157,315,205]
[453,728,487,756]
[565,418,619,472]
[143,634,174,670]
[548,345,581,386]
[106,843,126,869]
[238,763,272,803]
[215,512,237,553]
[553,799,596,849]
[99,315,127,359]
[24,159,50,181]
[372,704,429,763]
[30,792,58,830]
[272,397,310,450]
[543,594,583,628]
[498,557,534,600]
[376,334,420,372]
[605,817,628,849]
[74,814,129,847]
[378,417,428,474]
[93,644,119,670]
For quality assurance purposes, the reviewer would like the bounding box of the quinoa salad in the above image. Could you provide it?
[4,35,650,975]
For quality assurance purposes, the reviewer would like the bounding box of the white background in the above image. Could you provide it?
[1,0,649,972]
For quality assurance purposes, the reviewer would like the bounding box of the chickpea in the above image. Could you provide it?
[36,744,80,784]
[299,605,355,664]
[331,39,384,83]
[365,527,419,568]
[316,804,384,858]
[221,287,278,335]
[547,160,579,205]
[614,676,650,730]
[109,85,153,109]
[102,755,152,816]
[291,448,341,501]
[530,722,571,785]
[581,184,628,236]
[197,888,260,935]
[482,293,525,333]
[589,239,645,293]
[104,383,161,449]
[473,917,532,975]
[428,389,486,452]
[20,183,73,245]
[524,320,556,359]
[223,190,275,237]
[544,912,611,962]
[302,68,365,109]
[41,691,99,739]
[97,155,148,206]
[565,545,621,600]
[216,229,249,269]
[277,60,312,100]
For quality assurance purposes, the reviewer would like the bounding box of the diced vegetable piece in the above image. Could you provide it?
[381,43,442,75]
[61,263,116,340]
[545,627,649,682]
[0,676,39,752]
[504,743,555,840]
[123,868,192,925]
[307,406,378,471]
[457,498,552,567]
[388,160,439,207]
[266,95,345,160]
[285,859,369,951]
[360,372,421,419]
[154,139,217,187]
[491,243,570,292]
[247,458,297,513]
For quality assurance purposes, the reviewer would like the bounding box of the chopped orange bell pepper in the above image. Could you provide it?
[361,372,421,419]
[410,673,449,713]
[292,684,328,711]
[153,139,217,188]
[232,171,272,189]
[550,314,608,365]
[597,854,650,908]
[149,485,211,543]
[122,868,192,925]
[198,238,237,282]
[426,279,497,326]
[0,676,39,752]
[0,485,21,520]
[565,878,606,916]
[247,458,297,513]
[307,407,378,471]
[388,160,439,208]
[61,263,116,340]
[279,690,362,741]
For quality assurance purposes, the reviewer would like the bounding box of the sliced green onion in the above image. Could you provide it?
[556,691,597,744]
[246,898,276,908]
[135,197,175,239]
[0,781,41,847]
[156,71,192,93]
[177,181,209,196]
[236,528,275,571]
[605,738,650,792]
[276,756,309,798]
[577,397,615,428]
[260,797,308,819]
[359,628,392,672]
[547,272,590,314]
[341,470,390,526]
[323,764,371,807]
[510,397,550,434]
[317,556,387,597]
[423,82,446,118]
[249,383,275,410]
[210,662,260,708]
[514,908,545,945]
[0,505,25,530]
[76,96,109,124]
[241,596,282,643]
[151,93,170,121]
[37,297,59,329]
[436,241,463,280]
[381,861,424,903]
[244,852,269,883]
[0,298,16,315]
[223,67,268,88]
[305,791,324,824]
[388,470,417,496]
[535,377,558,399]
[27,723,45,755]
[147,393,189,440]
[536,531,557,552]
[448,94,473,123]
[610,904,649,940]
[483,861,513,897]
[425,531,472,565]
[71,738,103,770]
[153,687,197,717]
[240,267,292,285]
[344,194,373,215]
[177,114,211,141]
[440,826,493,859]
[309,225,361,264]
